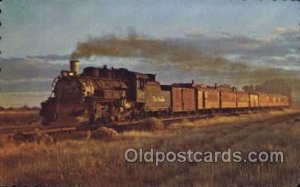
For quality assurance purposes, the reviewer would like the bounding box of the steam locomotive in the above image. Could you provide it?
[40,60,290,126]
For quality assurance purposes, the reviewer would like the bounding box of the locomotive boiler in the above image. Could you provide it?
[40,60,163,125]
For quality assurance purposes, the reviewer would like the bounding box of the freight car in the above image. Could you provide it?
[250,93,259,108]
[171,84,196,113]
[218,85,237,110]
[40,60,290,126]
[236,91,250,108]
[196,84,220,111]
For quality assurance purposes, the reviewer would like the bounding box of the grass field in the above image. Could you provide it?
[0,110,300,186]
[0,110,39,127]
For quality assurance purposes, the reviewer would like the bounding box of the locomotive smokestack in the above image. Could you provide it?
[70,60,80,75]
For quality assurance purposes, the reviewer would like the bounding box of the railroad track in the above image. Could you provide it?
[0,109,295,142]
[0,113,213,138]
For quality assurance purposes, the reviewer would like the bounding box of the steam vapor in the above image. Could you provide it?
[71,33,300,98]
[71,34,216,62]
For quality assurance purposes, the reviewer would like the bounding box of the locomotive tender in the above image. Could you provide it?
[40,60,290,125]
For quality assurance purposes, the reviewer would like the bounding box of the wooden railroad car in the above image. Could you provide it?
[220,91,237,109]
[249,93,259,108]
[197,87,220,110]
[171,86,196,112]
[258,93,269,107]
[267,94,276,107]
[282,96,290,107]
[236,91,250,108]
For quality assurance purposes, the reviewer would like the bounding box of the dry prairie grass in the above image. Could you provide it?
[0,110,40,127]
[0,109,299,186]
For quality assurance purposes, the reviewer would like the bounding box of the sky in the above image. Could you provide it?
[0,0,299,107]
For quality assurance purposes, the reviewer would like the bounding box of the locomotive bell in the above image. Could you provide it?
[70,60,80,75]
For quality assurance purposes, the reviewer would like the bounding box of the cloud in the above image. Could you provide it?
[184,28,299,72]
[184,33,271,55]
[26,54,70,61]
[0,57,67,92]
[0,57,67,81]
[275,27,287,34]
[0,77,53,84]
[185,28,203,38]
[275,27,298,34]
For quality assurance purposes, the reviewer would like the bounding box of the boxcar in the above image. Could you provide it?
[281,96,290,107]
[203,89,220,109]
[275,95,289,107]
[196,88,204,110]
[249,93,259,107]
[171,86,196,112]
[258,93,269,107]
[276,96,282,107]
[145,82,170,112]
[220,91,236,109]
[273,95,281,107]
[268,94,276,107]
[236,91,250,108]
[195,85,220,110]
